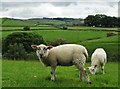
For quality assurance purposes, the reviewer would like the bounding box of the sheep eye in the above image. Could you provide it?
[43,47,47,50]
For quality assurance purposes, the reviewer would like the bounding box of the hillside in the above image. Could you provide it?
[0,17,84,27]
[1,18,34,27]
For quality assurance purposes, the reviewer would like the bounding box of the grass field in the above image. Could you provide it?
[1,18,119,88]
[2,60,118,87]
[1,29,119,61]
[0,26,58,31]
[68,26,118,31]
[2,30,107,43]
[1,18,65,27]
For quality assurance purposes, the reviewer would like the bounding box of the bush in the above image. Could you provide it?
[62,26,68,30]
[23,26,30,30]
[106,32,117,37]
[26,52,38,60]
[2,32,44,54]
[50,38,68,46]
[3,43,27,60]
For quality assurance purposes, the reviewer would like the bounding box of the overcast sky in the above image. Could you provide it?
[0,0,119,19]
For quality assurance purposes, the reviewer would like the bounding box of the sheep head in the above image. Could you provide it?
[31,44,53,59]
[88,65,98,75]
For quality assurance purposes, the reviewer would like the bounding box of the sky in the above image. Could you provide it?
[0,0,119,19]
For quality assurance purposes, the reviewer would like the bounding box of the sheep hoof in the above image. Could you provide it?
[51,78,55,81]
[51,79,55,81]
[88,81,92,84]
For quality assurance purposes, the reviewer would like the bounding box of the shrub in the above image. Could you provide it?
[3,43,27,60]
[50,38,68,46]
[62,26,68,30]
[2,32,44,54]
[26,52,38,60]
[107,32,117,37]
[23,26,30,30]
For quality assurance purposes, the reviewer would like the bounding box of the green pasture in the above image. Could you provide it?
[2,29,118,43]
[1,26,118,31]
[79,35,119,61]
[1,18,65,27]
[84,35,118,43]
[2,28,119,61]
[0,26,58,31]
[2,30,107,43]
[27,19,65,26]
[68,26,118,31]
[2,60,118,87]
[1,18,119,88]
[1,18,34,27]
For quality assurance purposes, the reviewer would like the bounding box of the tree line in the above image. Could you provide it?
[84,14,119,27]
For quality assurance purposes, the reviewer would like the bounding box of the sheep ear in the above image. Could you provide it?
[31,45,38,49]
[47,46,53,49]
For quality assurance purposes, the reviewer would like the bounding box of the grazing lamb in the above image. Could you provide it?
[31,44,91,84]
[88,48,107,75]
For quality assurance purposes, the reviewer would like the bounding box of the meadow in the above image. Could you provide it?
[2,30,107,43]
[2,60,118,87]
[2,29,119,61]
[1,18,119,88]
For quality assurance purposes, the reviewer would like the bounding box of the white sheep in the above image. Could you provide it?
[88,48,107,75]
[31,44,91,84]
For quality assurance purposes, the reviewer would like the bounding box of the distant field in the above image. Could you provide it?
[83,35,118,43]
[1,18,65,27]
[1,18,34,27]
[0,26,58,31]
[68,26,118,31]
[2,60,118,87]
[1,26,118,31]
[2,30,107,43]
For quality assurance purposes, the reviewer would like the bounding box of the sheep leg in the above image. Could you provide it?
[73,59,91,84]
[79,66,91,84]
[101,65,105,74]
[51,66,56,81]
[80,71,83,81]
[82,69,91,84]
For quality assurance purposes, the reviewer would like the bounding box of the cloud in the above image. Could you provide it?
[0,1,119,19]
[1,0,120,2]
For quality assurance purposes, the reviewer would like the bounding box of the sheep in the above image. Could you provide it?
[31,44,91,84]
[88,48,107,75]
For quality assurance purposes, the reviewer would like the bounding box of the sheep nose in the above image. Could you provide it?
[40,54,43,58]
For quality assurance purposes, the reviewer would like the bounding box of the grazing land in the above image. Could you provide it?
[1,18,119,87]
[2,30,107,43]
[2,60,118,87]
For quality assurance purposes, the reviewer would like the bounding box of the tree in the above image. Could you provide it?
[84,15,95,26]
[94,14,107,27]
[84,14,118,27]
[101,16,115,27]
[2,32,45,54]
[23,26,30,30]
[118,17,120,27]
[3,43,27,60]
[62,26,68,30]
